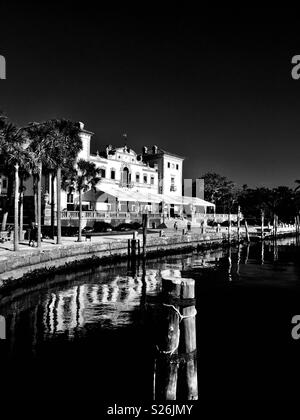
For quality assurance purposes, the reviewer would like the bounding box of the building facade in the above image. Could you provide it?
[0,122,215,228]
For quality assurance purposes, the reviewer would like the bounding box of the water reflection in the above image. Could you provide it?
[41,270,162,337]
[1,240,300,401]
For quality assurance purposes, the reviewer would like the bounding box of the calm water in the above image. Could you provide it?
[1,238,300,401]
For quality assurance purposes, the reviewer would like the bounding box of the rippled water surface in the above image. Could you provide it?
[1,238,300,401]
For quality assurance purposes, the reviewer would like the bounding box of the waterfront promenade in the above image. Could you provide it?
[0,227,230,284]
[0,225,296,285]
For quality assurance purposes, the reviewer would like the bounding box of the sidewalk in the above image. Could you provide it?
[0,226,226,257]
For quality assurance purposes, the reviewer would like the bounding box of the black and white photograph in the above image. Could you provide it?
[1,3,300,412]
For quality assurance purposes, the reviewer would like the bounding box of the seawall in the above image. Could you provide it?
[0,232,232,286]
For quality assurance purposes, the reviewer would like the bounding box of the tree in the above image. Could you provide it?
[238,186,296,224]
[200,172,236,213]
[63,159,101,242]
[0,113,35,251]
[26,119,82,244]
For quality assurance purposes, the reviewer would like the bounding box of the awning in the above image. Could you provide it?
[96,183,215,208]
[162,195,215,207]
[96,184,162,203]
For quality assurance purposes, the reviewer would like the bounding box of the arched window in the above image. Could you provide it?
[122,167,130,185]
[100,167,106,178]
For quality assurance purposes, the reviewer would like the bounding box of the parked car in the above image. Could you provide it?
[93,221,113,232]
[82,226,94,234]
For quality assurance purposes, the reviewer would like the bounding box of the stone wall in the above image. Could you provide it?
[0,232,229,284]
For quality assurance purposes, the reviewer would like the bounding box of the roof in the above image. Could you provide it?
[143,146,185,160]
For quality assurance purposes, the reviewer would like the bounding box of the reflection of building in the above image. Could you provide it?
[42,270,161,336]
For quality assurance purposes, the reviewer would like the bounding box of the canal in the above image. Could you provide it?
[0,238,300,401]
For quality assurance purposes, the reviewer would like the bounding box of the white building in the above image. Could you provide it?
[1,122,215,228]
[44,122,215,227]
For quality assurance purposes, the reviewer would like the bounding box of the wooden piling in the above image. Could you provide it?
[237,205,241,243]
[244,220,250,242]
[228,212,231,242]
[274,214,278,240]
[153,276,198,400]
[127,239,131,258]
[131,239,136,259]
[261,209,264,241]
[137,239,141,258]
[142,214,148,258]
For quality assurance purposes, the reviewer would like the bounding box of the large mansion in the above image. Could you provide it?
[0,122,215,227]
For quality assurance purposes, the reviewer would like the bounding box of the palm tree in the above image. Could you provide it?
[63,159,101,242]
[26,119,82,245]
[0,114,33,252]
[26,122,56,247]
[44,119,82,244]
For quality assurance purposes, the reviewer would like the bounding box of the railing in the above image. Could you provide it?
[60,211,162,220]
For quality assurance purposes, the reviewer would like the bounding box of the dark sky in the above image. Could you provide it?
[1,3,300,188]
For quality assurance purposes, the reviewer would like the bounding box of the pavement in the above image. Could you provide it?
[0,226,223,258]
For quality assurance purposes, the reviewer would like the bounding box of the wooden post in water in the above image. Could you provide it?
[244,220,250,242]
[228,211,231,243]
[237,205,241,243]
[142,213,148,258]
[261,209,265,241]
[137,238,141,258]
[153,276,198,400]
[127,239,131,258]
[131,231,137,260]
[273,213,276,240]
[274,214,278,240]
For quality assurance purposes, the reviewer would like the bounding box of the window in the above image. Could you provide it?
[170,177,176,191]
[150,176,154,185]
[67,193,74,203]
[111,170,115,180]
[168,162,170,168]
[136,173,140,183]
[100,169,106,178]
[176,164,179,170]
[2,178,7,189]
[143,175,148,184]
